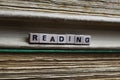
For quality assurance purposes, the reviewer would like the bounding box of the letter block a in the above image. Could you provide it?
[48,34,58,44]
[29,33,40,43]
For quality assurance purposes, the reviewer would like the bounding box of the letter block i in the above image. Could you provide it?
[66,34,75,44]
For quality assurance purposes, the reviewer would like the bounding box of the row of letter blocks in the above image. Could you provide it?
[29,33,91,45]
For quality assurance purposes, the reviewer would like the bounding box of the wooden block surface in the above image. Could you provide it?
[0,0,119,79]
[0,53,120,79]
[0,0,119,18]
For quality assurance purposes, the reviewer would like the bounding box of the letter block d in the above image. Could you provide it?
[58,35,66,44]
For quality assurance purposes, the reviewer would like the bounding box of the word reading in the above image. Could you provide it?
[29,33,91,45]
